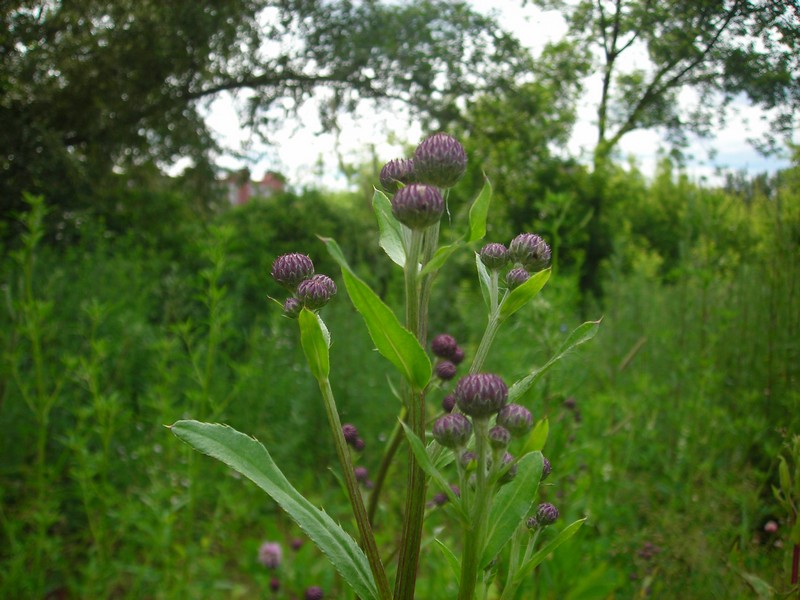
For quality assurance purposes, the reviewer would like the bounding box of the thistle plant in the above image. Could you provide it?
[170,132,600,599]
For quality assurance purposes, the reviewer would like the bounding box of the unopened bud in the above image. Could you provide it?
[413,133,467,188]
[391,183,444,229]
[380,158,416,193]
[488,425,511,450]
[435,360,457,381]
[297,274,336,309]
[535,502,559,526]
[496,404,533,437]
[283,297,303,319]
[432,413,473,449]
[509,233,551,271]
[480,243,508,270]
[455,373,508,418]
[506,267,530,290]
[431,333,459,359]
[271,253,314,290]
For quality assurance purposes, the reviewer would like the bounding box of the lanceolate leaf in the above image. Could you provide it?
[467,176,492,243]
[373,189,406,267]
[514,518,586,583]
[475,252,492,310]
[170,421,379,600]
[420,242,462,276]
[299,309,329,381]
[323,237,431,390]
[508,320,601,403]
[434,538,461,581]
[522,418,549,455]
[498,268,550,322]
[481,452,544,568]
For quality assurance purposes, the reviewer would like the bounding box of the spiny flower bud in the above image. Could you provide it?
[541,455,552,480]
[535,502,559,526]
[433,413,473,449]
[380,158,416,193]
[431,333,458,359]
[459,450,477,469]
[413,133,467,188]
[442,394,456,413]
[506,267,530,290]
[509,233,551,271]
[480,243,509,270]
[342,424,359,445]
[296,274,336,309]
[391,183,444,229]
[435,360,457,381]
[451,346,465,365]
[271,253,314,290]
[496,404,533,437]
[353,438,365,452]
[455,373,508,419]
[270,577,280,592]
[305,586,324,600]
[488,425,511,450]
[283,297,303,319]
[498,451,517,483]
[525,515,539,530]
[354,466,369,483]
[258,541,282,569]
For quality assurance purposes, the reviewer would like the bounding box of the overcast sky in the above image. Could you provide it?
[199,2,792,189]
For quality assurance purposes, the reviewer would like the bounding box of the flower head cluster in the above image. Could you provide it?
[431,333,466,383]
[379,133,467,195]
[479,232,551,290]
[272,253,336,316]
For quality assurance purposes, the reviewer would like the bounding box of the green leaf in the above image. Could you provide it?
[400,422,468,521]
[170,421,378,600]
[323,237,431,390]
[522,418,549,454]
[434,538,461,581]
[740,572,776,599]
[508,320,601,404]
[499,268,551,322]
[514,518,586,583]
[372,189,406,267]
[778,456,791,494]
[467,177,492,242]
[475,252,492,309]
[420,242,462,276]
[299,309,329,381]
[481,452,544,568]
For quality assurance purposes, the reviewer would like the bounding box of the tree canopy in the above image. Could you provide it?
[1,0,531,220]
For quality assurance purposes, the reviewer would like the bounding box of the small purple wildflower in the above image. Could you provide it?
[258,541,282,569]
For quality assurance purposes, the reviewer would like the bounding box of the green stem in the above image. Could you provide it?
[470,271,502,374]
[458,418,492,600]
[318,377,392,600]
[394,229,428,600]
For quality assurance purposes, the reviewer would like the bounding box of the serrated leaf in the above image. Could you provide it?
[373,189,405,267]
[400,422,468,521]
[323,237,431,390]
[170,421,378,600]
[467,177,492,242]
[499,269,551,321]
[476,252,492,309]
[420,242,462,276]
[508,320,601,404]
[481,452,543,568]
[514,518,586,583]
[299,309,329,381]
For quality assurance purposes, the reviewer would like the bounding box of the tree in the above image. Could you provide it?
[1,0,532,225]
[522,0,800,296]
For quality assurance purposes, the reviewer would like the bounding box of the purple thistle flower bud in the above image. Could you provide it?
[496,404,533,437]
[342,424,359,445]
[380,158,416,193]
[413,133,467,188]
[459,450,477,469]
[480,243,509,270]
[291,538,304,551]
[509,233,551,271]
[353,438,365,452]
[272,253,315,290]
[270,577,281,592]
[541,456,552,480]
[435,360,457,381]
[296,274,336,309]
[432,491,449,506]
[499,451,517,483]
[283,297,303,319]
[258,541,282,569]
[431,333,458,359]
[442,394,456,413]
[391,183,444,229]
[454,373,508,419]
[305,586,324,600]
[354,466,369,483]
[488,425,511,450]
[451,346,465,365]
[432,413,473,449]
[536,502,559,526]
[450,484,461,497]
[506,267,530,290]
[525,515,539,530]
